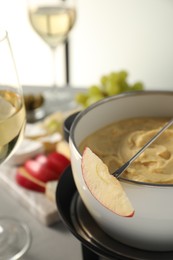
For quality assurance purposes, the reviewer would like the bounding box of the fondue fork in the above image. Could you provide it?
[113,117,173,178]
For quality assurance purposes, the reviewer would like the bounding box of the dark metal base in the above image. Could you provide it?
[56,166,173,260]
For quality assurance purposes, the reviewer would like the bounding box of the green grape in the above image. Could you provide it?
[100,75,108,88]
[118,70,128,82]
[75,93,88,106]
[119,80,129,92]
[131,82,144,91]
[88,85,102,96]
[109,72,118,83]
[108,73,119,89]
[105,81,120,96]
[75,70,145,108]
[86,93,104,107]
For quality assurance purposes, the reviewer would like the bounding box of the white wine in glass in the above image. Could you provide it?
[0,30,31,259]
[28,0,76,93]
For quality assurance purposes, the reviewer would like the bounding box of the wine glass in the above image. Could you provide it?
[0,30,31,259]
[27,0,76,98]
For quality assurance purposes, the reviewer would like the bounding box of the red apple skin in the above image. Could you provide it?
[24,152,70,183]
[24,159,58,182]
[16,152,70,192]
[35,154,48,165]
[16,170,45,193]
[47,152,70,178]
[128,211,134,217]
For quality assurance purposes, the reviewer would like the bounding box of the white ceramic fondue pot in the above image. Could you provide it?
[67,91,173,251]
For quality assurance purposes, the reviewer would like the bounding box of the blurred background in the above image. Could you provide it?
[0,0,172,90]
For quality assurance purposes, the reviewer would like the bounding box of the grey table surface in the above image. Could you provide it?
[0,180,82,260]
[0,86,84,260]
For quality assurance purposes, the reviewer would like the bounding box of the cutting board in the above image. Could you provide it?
[0,164,60,226]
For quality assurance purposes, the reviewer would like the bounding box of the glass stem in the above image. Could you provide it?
[51,47,57,90]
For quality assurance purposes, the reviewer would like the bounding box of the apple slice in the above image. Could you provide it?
[24,159,57,183]
[47,152,70,176]
[16,167,46,192]
[82,147,134,217]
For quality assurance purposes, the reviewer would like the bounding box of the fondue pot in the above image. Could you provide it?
[65,91,173,251]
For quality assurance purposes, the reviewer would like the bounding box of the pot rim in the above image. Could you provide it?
[70,90,173,187]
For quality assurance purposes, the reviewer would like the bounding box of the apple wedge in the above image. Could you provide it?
[16,167,46,192]
[82,147,134,217]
